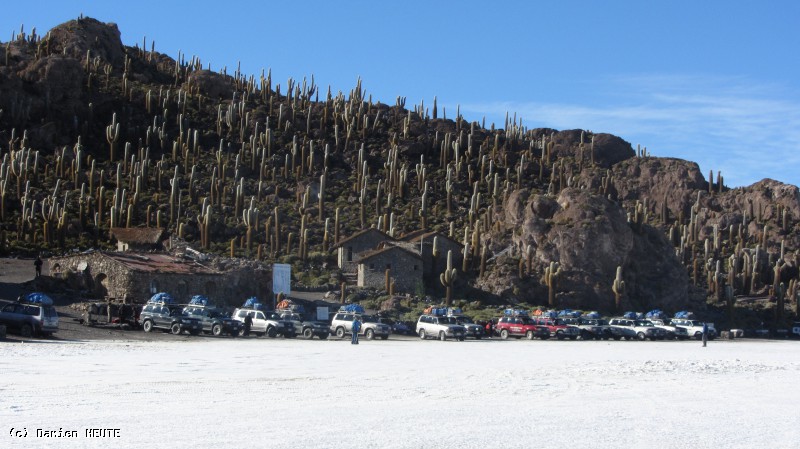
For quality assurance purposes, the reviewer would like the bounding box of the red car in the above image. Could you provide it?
[531,317,581,340]
[495,316,550,340]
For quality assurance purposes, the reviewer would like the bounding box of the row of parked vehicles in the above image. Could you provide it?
[413,307,719,342]
[0,293,749,343]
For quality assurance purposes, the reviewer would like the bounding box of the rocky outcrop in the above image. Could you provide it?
[483,187,689,311]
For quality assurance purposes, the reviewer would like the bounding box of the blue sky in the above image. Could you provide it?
[4,1,799,187]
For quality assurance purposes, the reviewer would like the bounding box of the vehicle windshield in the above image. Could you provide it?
[455,316,474,324]
[361,315,377,323]
[266,312,282,320]
[284,313,301,320]
[520,317,535,325]
[636,321,654,327]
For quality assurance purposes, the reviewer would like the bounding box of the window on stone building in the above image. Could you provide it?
[413,265,418,271]
[347,247,353,261]
[150,280,159,294]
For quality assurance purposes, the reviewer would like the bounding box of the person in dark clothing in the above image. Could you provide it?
[702,322,708,347]
[34,255,43,277]
[351,316,362,344]
[485,320,493,338]
[243,313,253,337]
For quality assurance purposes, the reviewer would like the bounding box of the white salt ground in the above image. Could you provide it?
[1,338,798,449]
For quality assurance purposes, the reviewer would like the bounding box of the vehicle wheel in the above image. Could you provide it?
[636,332,645,341]
[142,320,154,333]
[212,324,223,336]
[285,332,296,339]
[365,329,375,340]
[171,323,182,335]
[336,327,346,339]
[439,331,447,341]
[556,331,565,340]
[695,332,703,340]
[418,329,427,340]
[267,327,278,338]
[380,335,388,340]
[500,329,509,340]
[303,328,314,339]
[20,324,33,338]
[624,336,633,341]
[526,330,534,340]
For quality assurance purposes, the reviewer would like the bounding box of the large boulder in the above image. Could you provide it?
[484,187,689,312]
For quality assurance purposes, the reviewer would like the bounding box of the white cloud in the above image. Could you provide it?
[461,75,800,187]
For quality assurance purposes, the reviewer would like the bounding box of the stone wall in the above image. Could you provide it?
[358,248,422,294]
[337,231,390,272]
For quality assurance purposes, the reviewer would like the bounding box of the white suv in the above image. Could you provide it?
[329,312,391,340]
[608,318,666,341]
[416,315,467,341]
[670,318,716,340]
[232,308,295,338]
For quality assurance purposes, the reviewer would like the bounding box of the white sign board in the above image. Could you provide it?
[272,264,292,296]
[316,306,329,321]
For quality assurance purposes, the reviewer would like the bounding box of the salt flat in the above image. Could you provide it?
[1,337,798,449]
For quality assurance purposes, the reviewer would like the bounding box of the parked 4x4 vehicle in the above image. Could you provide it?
[183,305,241,337]
[670,318,717,340]
[0,300,59,338]
[608,318,666,341]
[495,316,550,340]
[232,308,295,337]
[450,314,485,339]
[330,312,391,340]
[644,319,689,340]
[560,317,604,340]
[278,310,330,339]
[416,315,467,341]
[141,303,203,335]
[531,316,581,340]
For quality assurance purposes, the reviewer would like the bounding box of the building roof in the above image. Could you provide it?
[100,252,219,275]
[401,230,463,248]
[110,227,166,245]
[358,245,422,263]
[331,227,393,250]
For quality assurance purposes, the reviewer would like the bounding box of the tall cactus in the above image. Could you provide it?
[542,261,561,307]
[440,250,457,306]
[105,113,120,163]
[612,266,625,311]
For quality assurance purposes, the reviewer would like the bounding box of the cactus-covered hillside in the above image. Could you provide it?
[1,17,799,324]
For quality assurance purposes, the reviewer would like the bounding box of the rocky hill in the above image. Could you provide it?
[1,17,798,325]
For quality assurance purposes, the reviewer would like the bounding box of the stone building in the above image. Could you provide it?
[48,251,271,307]
[400,231,463,277]
[332,228,393,272]
[110,227,167,252]
[357,245,423,294]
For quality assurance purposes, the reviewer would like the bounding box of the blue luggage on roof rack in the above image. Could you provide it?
[243,297,266,310]
[24,292,54,305]
[340,304,365,313]
[623,311,638,319]
[189,295,209,306]
[148,292,175,305]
